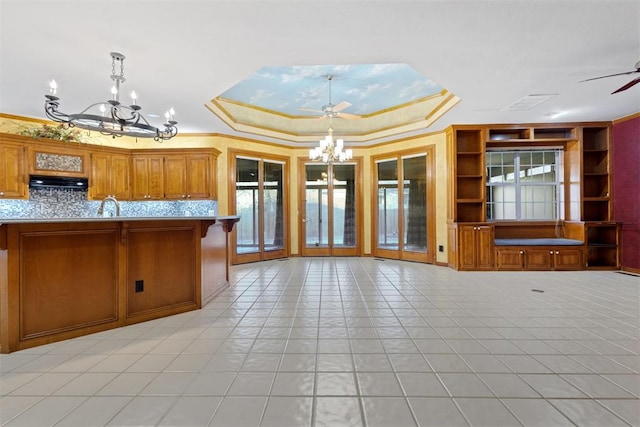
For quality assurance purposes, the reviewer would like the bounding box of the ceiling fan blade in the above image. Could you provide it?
[333,101,352,112]
[580,70,638,82]
[337,112,361,120]
[298,107,323,113]
[611,77,640,94]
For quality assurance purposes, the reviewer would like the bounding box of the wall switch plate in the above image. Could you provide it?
[135,280,144,292]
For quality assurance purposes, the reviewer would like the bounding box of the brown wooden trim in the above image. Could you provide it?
[612,111,640,125]
[0,113,53,124]
[0,225,6,250]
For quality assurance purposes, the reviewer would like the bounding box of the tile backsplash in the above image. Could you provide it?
[0,188,217,219]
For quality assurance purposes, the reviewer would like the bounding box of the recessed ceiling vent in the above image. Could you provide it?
[502,94,558,111]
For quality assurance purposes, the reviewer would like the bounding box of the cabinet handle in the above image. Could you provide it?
[556,251,559,255]
[182,195,186,198]
[0,192,4,196]
[187,194,191,198]
[520,250,524,255]
[550,251,553,255]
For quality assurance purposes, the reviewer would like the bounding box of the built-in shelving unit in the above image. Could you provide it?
[448,123,619,271]
[453,129,484,223]
[582,127,611,221]
[585,222,620,269]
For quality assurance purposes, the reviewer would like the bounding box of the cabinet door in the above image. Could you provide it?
[90,153,111,199]
[185,155,211,199]
[132,156,164,200]
[91,153,130,200]
[163,156,187,199]
[458,226,477,270]
[495,248,523,270]
[476,226,494,270]
[525,249,553,270]
[0,144,26,199]
[553,248,583,270]
[110,154,130,200]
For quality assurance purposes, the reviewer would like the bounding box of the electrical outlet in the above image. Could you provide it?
[135,280,144,292]
[438,245,444,252]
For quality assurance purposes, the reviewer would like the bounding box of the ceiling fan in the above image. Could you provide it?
[299,74,361,120]
[581,60,640,94]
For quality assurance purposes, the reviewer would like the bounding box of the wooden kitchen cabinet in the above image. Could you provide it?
[0,142,27,199]
[457,223,494,270]
[90,152,130,200]
[131,155,165,200]
[164,154,213,200]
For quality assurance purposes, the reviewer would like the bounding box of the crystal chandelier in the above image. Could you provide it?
[309,127,353,164]
[44,52,178,141]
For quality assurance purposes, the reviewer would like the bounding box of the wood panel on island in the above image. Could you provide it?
[0,216,239,353]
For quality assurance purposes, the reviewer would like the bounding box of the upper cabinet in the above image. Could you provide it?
[132,150,219,200]
[90,152,130,200]
[164,154,214,200]
[131,155,165,200]
[0,142,27,199]
[0,133,219,201]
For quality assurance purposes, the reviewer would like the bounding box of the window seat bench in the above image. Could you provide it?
[494,238,583,246]
[492,221,586,270]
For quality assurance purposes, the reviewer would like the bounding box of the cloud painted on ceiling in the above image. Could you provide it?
[219,64,444,116]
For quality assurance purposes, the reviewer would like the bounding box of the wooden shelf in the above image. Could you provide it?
[451,128,485,224]
[488,128,531,141]
[585,222,619,269]
[581,126,611,221]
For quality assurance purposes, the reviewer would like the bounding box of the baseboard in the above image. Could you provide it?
[621,266,640,275]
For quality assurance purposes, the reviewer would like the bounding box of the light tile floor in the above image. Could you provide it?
[1,257,639,426]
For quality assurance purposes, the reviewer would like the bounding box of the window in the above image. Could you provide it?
[486,149,561,220]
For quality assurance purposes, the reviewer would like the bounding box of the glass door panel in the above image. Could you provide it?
[305,164,330,249]
[263,161,284,252]
[403,155,427,253]
[235,158,260,254]
[332,164,356,248]
[377,160,399,250]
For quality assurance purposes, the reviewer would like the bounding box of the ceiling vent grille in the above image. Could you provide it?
[502,94,558,111]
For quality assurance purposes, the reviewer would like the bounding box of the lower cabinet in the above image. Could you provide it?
[495,246,584,271]
[458,224,494,270]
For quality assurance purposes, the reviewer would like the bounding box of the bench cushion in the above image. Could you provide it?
[494,238,583,246]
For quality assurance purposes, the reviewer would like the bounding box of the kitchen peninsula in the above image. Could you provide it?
[0,216,239,353]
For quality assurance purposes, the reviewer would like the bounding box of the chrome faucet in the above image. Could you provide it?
[97,195,120,217]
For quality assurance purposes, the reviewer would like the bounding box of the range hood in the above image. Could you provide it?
[29,175,89,191]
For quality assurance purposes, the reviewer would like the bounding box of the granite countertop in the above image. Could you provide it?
[0,215,240,224]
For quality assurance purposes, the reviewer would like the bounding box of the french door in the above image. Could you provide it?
[299,159,361,256]
[231,153,288,264]
[373,150,434,263]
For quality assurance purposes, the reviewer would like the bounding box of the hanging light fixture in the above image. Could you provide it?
[309,126,353,164]
[44,52,178,141]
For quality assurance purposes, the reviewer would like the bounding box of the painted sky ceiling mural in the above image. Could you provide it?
[219,63,444,117]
